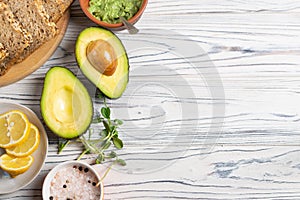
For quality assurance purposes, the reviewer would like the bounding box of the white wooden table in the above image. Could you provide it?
[1,0,300,199]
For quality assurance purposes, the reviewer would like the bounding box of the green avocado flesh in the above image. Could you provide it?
[75,27,129,99]
[41,67,93,139]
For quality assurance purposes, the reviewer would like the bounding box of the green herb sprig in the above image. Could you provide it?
[57,98,126,167]
[77,103,125,166]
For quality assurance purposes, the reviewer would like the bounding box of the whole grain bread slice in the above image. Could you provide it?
[42,0,74,22]
[0,2,33,76]
[4,0,58,58]
[42,0,62,22]
[56,0,74,17]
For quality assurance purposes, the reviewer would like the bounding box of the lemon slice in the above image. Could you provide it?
[0,110,30,148]
[0,154,34,177]
[6,123,40,157]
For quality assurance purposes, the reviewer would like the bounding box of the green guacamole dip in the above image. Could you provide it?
[88,0,143,24]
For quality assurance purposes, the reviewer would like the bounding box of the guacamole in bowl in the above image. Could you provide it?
[88,0,142,24]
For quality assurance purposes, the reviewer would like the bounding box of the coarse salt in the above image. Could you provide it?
[49,165,101,200]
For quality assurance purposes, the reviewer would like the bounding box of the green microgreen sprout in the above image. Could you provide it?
[76,98,125,163]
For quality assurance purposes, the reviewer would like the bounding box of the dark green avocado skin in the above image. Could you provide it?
[41,66,93,139]
[75,27,129,99]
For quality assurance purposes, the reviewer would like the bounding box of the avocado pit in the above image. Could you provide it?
[86,39,117,76]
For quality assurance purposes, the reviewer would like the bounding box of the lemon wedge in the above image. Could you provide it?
[6,123,40,157]
[0,110,30,148]
[0,154,34,177]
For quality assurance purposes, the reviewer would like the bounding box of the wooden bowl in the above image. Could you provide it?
[79,0,148,30]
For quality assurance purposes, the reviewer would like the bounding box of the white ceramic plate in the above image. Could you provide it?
[0,101,48,194]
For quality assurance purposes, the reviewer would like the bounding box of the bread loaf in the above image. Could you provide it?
[0,0,73,76]
[4,0,57,61]
[0,2,33,76]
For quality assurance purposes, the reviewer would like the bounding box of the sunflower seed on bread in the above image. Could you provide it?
[0,43,8,63]
[0,43,8,76]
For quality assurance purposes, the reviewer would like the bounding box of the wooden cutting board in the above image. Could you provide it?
[0,11,70,87]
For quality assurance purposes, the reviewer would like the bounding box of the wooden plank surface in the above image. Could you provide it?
[1,0,300,199]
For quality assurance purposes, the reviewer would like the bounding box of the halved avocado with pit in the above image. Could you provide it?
[75,27,129,99]
[41,67,93,139]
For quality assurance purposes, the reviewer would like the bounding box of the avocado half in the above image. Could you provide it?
[41,67,93,139]
[75,27,129,99]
